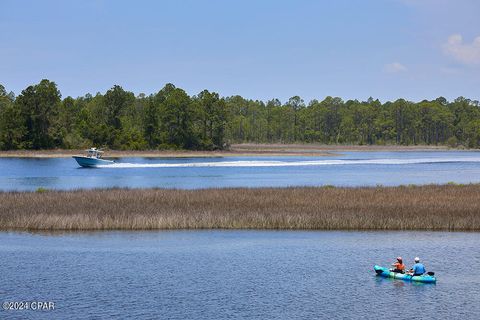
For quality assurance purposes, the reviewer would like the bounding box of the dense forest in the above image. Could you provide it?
[1,79,479,150]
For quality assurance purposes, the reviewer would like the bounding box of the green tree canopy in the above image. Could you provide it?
[1,80,480,150]
[14,79,61,149]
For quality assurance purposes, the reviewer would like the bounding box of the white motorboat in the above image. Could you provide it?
[72,148,114,167]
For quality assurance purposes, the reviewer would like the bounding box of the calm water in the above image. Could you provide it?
[1,151,480,190]
[0,230,479,319]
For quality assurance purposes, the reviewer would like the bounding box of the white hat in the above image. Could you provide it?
[414,257,420,262]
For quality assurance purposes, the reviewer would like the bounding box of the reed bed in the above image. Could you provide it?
[0,185,479,231]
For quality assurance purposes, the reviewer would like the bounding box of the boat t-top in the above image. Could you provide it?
[72,148,115,167]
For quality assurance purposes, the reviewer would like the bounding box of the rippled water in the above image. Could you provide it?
[1,151,480,190]
[0,231,479,319]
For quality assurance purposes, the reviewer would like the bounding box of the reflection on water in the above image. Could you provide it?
[0,230,479,319]
[0,151,480,190]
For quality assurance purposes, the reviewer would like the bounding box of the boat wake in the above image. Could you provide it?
[98,157,480,168]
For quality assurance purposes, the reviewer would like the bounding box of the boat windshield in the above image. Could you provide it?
[86,149,103,158]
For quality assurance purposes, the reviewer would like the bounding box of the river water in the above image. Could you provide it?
[0,230,479,319]
[1,151,480,190]
[1,152,479,319]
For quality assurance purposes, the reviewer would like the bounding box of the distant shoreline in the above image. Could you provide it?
[1,184,479,231]
[0,144,472,158]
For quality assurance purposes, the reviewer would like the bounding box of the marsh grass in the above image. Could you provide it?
[0,185,479,231]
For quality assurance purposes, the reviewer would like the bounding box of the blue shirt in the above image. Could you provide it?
[412,263,426,275]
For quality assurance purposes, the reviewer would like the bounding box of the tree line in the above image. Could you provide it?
[1,79,479,150]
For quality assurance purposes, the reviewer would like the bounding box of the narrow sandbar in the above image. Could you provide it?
[0,143,473,158]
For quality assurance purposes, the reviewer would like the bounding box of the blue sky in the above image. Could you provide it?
[1,0,479,102]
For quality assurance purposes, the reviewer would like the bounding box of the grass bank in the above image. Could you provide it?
[0,143,472,158]
[0,144,332,158]
[1,185,479,231]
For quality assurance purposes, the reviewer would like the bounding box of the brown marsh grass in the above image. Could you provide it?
[0,185,479,231]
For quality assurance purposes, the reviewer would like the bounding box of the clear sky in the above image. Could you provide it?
[1,0,479,102]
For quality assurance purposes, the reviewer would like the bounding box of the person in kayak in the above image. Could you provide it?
[391,257,405,273]
[409,257,426,276]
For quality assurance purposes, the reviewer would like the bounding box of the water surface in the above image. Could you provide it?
[0,231,479,319]
[1,151,480,190]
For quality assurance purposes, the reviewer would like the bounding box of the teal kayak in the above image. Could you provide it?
[374,265,436,283]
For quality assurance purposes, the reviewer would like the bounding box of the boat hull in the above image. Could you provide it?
[374,265,436,283]
[72,156,114,168]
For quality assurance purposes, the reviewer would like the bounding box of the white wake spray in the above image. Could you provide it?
[97,157,480,168]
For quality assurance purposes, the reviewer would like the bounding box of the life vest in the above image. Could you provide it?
[393,262,405,271]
